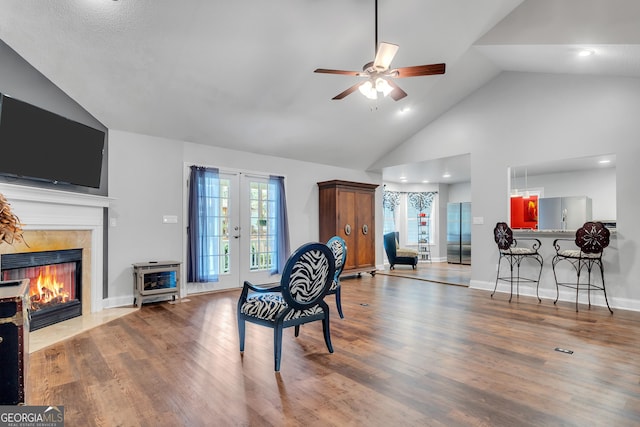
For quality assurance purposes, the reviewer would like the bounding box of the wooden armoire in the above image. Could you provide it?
[318,180,378,276]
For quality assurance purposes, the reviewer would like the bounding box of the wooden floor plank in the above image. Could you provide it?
[26,272,640,426]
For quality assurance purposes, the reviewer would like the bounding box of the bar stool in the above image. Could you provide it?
[492,222,544,302]
[552,221,612,313]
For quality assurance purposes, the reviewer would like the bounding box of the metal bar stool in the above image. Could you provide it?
[551,221,612,313]
[492,222,544,302]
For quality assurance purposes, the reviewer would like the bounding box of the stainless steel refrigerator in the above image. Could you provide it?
[447,202,471,265]
[538,196,592,230]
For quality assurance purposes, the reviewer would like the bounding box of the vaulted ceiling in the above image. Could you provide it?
[1,0,639,183]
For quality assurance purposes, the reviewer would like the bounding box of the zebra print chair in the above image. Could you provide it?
[237,242,336,371]
[327,236,347,319]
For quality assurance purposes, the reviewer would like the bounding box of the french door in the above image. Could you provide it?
[186,169,278,293]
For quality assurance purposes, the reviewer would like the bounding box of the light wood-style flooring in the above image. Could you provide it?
[27,268,640,426]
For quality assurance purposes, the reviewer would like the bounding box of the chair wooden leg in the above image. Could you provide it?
[335,288,344,319]
[238,316,245,353]
[294,325,300,337]
[274,324,284,371]
[322,316,333,353]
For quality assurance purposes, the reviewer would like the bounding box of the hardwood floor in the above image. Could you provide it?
[27,273,640,426]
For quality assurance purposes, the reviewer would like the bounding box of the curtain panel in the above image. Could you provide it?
[187,165,220,283]
[408,192,436,213]
[270,175,291,275]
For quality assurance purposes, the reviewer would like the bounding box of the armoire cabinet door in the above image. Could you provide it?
[337,189,357,271]
[355,190,375,269]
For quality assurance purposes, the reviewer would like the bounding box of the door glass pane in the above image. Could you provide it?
[219,178,231,274]
[249,180,276,271]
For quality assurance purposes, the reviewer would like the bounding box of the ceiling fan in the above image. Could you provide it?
[314,0,445,101]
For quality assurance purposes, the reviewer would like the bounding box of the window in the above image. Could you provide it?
[249,180,276,271]
[407,203,420,244]
[383,204,396,234]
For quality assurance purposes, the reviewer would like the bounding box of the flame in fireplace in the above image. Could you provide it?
[30,265,71,309]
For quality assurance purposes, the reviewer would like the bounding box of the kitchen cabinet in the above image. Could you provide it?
[318,180,378,276]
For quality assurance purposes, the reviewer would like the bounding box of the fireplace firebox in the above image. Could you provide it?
[1,249,82,331]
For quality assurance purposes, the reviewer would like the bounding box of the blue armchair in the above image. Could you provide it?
[383,232,418,270]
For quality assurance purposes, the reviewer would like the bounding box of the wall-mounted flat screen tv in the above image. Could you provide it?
[0,93,105,188]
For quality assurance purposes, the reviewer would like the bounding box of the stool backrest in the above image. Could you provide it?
[494,222,513,251]
[575,221,610,254]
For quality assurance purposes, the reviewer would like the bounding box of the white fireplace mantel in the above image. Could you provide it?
[0,182,111,313]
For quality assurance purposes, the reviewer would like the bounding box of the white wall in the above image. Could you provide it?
[447,182,471,203]
[106,130,382,306]
[379,71,640,310]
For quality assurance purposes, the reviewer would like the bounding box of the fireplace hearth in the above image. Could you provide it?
[1,249,82,331]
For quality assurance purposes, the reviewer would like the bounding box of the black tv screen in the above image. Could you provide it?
[0,94,105,188]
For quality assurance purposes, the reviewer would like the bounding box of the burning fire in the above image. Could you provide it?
[29,265,72,310]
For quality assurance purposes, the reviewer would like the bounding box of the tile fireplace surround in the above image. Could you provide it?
[0,182,130,351]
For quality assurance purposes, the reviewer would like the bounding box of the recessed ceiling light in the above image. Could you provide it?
[422,180,429,183]
[399,107,411,114]
[578,49,594,57]
[598,159,611,164]
[442,173,451,178]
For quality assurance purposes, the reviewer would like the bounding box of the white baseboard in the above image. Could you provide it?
[470,280,640,313]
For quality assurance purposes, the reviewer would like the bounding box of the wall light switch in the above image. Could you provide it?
[109,218,117,227]
[162,215,178,224]
[473,216,484,225]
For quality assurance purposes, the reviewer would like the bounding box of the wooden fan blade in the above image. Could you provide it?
[373,42,399,71]
[332,82,365,100]
[314,68,361,76]
[386,80,407,101]
[395,63,446,78]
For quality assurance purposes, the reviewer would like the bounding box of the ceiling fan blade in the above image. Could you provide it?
[332,82,365,100]
[314,68,361,76]
[386,80,407,101]
[394,63,446,78]
[373,42,399,71]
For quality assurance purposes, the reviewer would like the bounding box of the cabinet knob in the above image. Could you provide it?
[362,224,368,235]
[344,224,351,236]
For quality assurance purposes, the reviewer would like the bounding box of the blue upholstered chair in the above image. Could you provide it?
[327,236,347,318]
[383,232,418,269]
[552,221,612,313]
[237,242,336,371]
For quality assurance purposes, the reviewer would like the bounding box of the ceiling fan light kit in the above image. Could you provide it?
[315,0,445,101]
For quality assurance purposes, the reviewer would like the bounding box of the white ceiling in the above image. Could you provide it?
[0,0,638,184]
